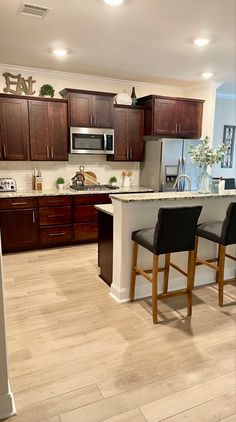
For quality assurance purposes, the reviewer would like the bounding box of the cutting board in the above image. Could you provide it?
[78,166,97,185]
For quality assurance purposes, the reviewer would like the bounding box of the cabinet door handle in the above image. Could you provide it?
[94,115,97,125]
[11,202,28,206]
[48,214,65,218]
[51,146,54,158]
[179,123,181,132]
[126,149,129,160]
[46,145,49,159]
[49,232,65,237]
[3,145,7,158]
[32,210,35,224]
[130,148,133,160]
[176,123,178,133]
[90,115,93,125]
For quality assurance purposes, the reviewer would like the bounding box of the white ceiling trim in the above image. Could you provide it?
[0,63,185,90]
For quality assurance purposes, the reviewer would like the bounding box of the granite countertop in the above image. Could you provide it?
[95,204,113,216]
[0,186,153,199]
[110,190,236,203]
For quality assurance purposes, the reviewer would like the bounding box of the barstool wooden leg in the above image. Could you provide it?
[187,250,196,316]
[130,241,138,301]
[163,253,170,294]
[217,244,226,307]
[152,254,159,324]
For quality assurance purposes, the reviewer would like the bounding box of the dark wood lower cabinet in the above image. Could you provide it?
[40,225,73,245]
[0,208,38,252]
[97,210,113,286]
[74,222,98,242]
[0,194,112,253]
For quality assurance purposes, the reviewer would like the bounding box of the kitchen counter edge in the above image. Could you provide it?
[110,190,236,203]
[0,186,153,199]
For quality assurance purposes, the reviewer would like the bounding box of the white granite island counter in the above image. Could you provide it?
[109,190,236,302]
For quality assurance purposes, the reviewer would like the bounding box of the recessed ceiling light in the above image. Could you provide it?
[201,72,213,79]
[104,0,124,5]
[52,49,68,57]
[194,38,210,46]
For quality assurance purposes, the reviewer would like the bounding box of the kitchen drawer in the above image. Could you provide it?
[38,196,72,207]
[39,206,72,226]
[74,194,111,205]
[74,222,98,242]
[40,225,73,245]
[74,205,97,223]
[0,197,37,210]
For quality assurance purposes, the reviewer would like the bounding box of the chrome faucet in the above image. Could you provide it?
[173,174,192,191]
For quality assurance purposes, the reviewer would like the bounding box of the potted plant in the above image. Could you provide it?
[109,176,117,186]
[56,177,65,189]
[189,136,226,193]
[39,84,55,98]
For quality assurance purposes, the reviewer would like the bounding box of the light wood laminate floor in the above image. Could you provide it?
[2,244,236,422]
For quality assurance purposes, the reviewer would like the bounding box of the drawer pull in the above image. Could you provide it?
[49,232,66,237]
[48,214,65,218]
[11,202,28,205]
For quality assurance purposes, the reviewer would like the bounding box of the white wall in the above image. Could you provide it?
[0,64,219,189]
[211,96,236,178]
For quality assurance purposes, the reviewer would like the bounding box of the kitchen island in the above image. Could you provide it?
[108,190,236,302]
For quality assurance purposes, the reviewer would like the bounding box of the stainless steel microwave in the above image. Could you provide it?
[70,127,114,155]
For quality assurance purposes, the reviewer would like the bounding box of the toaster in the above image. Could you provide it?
[0,178,17,192]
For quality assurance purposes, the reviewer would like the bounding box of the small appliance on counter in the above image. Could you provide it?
[0,178,17,192]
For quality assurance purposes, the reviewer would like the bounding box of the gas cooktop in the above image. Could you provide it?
[70,184,119,191]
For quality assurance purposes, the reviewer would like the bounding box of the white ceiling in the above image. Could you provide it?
[0,0,235,87]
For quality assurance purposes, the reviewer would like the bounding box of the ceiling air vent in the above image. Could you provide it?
[17,2,51,19]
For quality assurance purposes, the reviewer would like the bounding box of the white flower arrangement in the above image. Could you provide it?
[188,136,226,167]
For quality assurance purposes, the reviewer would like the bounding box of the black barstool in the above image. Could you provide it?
[130,205,202,324]
[196,202,236,307]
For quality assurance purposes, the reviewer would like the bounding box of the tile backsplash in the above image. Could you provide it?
[0,155,140,190]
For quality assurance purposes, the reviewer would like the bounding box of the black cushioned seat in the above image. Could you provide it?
[132,229,155,253]
[130,205,202,324]
[196,202,236,307]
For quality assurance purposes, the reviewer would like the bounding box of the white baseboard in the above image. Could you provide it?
[0,389,16,420]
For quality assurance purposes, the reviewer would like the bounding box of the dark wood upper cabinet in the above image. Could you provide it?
[59,89,116,128]
[48,102,68,160]
[110,105,144,161]
[29,100,68,161]
[137,95,204,139]
[28,100,50,160]
[0,96,29,160]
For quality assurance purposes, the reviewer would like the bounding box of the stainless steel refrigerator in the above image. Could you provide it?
[140,138,202,192]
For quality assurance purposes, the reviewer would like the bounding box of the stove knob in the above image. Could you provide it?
[0,185,3,190]
[10,185,15,189]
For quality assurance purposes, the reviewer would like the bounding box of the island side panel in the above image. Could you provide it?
[111,196,235,302]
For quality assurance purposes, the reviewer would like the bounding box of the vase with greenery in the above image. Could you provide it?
[189,136,226,193]
[109,176,117,186]
[56,177,65,189]
[39,84,55,98]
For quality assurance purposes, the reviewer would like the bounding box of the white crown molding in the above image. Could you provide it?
[183,80,223,92]
[216,92,236,100]
[0,63,185,90]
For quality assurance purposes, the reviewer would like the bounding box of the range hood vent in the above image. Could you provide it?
[18,2,51,19]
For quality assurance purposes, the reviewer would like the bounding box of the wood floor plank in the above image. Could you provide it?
[7,384,102,422]
[140,372,235,422]
[101,409,147,422]
[155,391,235,421]
[2,245,235,422]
